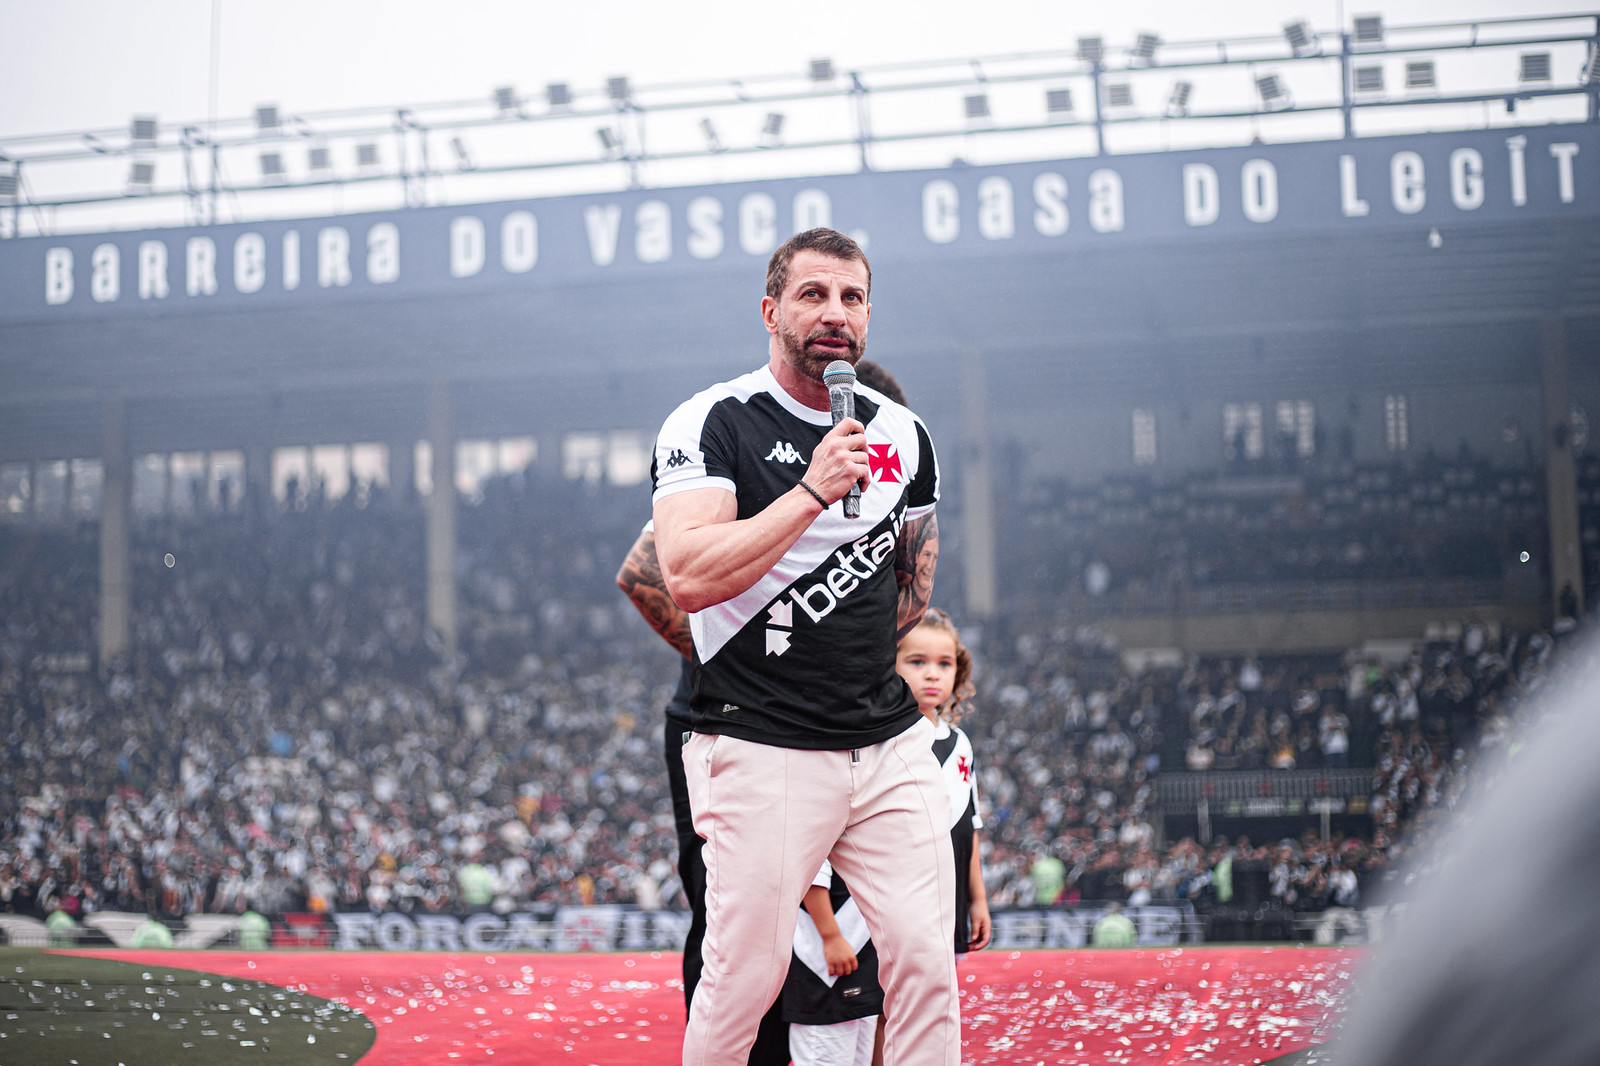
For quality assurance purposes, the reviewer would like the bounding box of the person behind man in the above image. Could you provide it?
[617,361,911,1066]
[651,228,957,1065]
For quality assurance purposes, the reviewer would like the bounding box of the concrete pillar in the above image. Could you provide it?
[99,400,132,665]
[1541,313,1584,618]
[243,443,272,514]
[960,349,999,620]
[388,437,415,507]
[426,383,458,656]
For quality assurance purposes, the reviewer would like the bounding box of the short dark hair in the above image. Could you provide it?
[765,227,871,300]
[854,359,906,406]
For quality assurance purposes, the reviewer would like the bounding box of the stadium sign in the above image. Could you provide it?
[2,904,1201,950]
[3,125,1593,322]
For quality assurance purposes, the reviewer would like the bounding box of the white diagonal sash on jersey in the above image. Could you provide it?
[792,897,872,987]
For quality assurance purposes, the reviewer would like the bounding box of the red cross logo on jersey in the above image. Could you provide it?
[957,754,971,782]
[867,443,903,484]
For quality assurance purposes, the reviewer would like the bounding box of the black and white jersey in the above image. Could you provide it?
[652,363,939,750]
[932,719,983,954]
[781,861,884,1025]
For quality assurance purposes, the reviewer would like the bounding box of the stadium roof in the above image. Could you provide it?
[3,123,1599,461]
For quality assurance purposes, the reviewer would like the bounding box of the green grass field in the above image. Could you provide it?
[0,948,375,1066]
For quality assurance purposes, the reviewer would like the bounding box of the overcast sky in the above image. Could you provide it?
[0,0,1583,137]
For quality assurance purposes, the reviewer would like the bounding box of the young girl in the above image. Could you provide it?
[895,608,992,959]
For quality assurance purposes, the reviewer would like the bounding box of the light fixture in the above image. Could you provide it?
[1045,88,1075,117]
[1519,52,1552,83]
[809,58,834,82]
[259,152,285,180]
[1353,65,1385,93]
[1103,82,1134,109]
[0,170,18,200]
[1167,80,1193,116]
[606,76,630,103]
[1131,33,1160,65]
[255,105,281,133]
[761,112,785,145]
[1256,73,1292,110]
[493,86,519,115]
[1352,15,1384,46]
[596,127,621,155]
[451,136,475,170]
[356,143,380,167]
[699,118,724,153]
[308,145,331,170]
[1283,20,1319,57]
[963,93,990,121]
[1077,37,1104,65]
[127,160,155,190]
[1405,60,1437,91]
[130,116,157,146]
[547,83,572,108]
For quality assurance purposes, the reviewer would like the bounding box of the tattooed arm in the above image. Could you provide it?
[615,528,694,660]
[894,511,939,642]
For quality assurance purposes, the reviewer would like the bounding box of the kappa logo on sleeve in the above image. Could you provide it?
[662,448,691,469]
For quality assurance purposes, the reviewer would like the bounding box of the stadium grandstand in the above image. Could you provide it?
[3,9,1600,956]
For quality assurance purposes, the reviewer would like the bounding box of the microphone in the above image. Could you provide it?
[822,359,861,519]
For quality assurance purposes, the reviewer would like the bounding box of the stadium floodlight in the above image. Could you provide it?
[1103,81,1134,108]
[1077,36,1105,65]
[964,93,991,121]
[1167,80,1193,116]
[1045,87,1075,118]
[1519,52,1552,83]
[699,117,725,153]
[130,116,157,146]
[809,58,835,82]
[0,170,18,201]
[255,105,281,133]
[596,127,621,155]
[761,111,785,146]
[493,85,519,115]
[1284,20,1320,57]
[127,160,155,191]
[1352,14,1384,45]
[356,142,380,168]
[1130,33,1160,65]
[451,136,475,170]
[606,76,630,103]
[546,83,572,108]
[1353,65,1385,93]
[259,152,285,180]
[1405,60,1437,91]
[308,145,331,170]
[1256,73,1292,110]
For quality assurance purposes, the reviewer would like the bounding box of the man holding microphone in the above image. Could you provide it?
[651,228,958,1065]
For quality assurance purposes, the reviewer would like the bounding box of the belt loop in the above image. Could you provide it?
[850,749,860,764]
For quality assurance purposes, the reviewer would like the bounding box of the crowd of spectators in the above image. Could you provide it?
[0,463,1590,941]
[1000,453,1558,614]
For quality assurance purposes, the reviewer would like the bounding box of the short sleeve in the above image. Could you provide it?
[652,393,737,503]
[905,419,938,515]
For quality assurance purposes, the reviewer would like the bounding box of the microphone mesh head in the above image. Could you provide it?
[822,360,857,388]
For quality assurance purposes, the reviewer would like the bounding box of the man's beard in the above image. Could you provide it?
[776,319,865,380]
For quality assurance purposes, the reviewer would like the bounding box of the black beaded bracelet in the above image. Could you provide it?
[797,480,828,509]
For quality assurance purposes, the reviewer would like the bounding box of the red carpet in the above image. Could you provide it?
[67,946,1358,1064]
